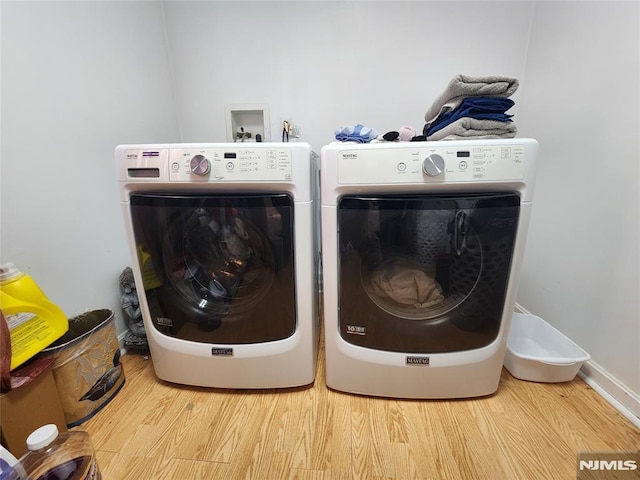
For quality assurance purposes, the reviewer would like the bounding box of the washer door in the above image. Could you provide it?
[130,193,296,344]
[338,192,520,354]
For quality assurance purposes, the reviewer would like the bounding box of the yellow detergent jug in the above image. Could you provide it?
[136,243,162,289]
[0,263,69,370]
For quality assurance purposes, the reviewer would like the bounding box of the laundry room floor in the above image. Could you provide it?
[80,339,639,479]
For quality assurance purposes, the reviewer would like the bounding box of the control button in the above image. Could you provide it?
[397,162,407,172]
[190,154,210,176]
[226,162,234,171]
[171,162,180,171]
[422,154,445,177]
[458,160,468,170]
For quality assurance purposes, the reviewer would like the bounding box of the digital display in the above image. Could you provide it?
[457,151,470,158]
[128,168,160,178]
[224,152,237,159]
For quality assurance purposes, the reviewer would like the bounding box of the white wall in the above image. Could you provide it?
[517,2,640,405]
[1,1,180,333]
[163,1,532,151]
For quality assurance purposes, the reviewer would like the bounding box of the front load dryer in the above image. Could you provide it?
[116,142,319,388]
[321,138,537,398]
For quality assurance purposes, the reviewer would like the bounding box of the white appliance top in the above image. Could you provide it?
[335,142,528,184]
[320,138,538,202]
[116,142,311,183]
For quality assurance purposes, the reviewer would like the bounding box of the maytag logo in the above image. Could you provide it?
[406,356,430,366]
[211,347,233,356]
[346,325,366,335]
[156,317,173,327]
[342,153,358,159]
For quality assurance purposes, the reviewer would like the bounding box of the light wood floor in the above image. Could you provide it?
[80,341,639,479]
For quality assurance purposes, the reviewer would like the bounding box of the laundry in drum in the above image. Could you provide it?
[180,208,254,307]
[369,257,445,309]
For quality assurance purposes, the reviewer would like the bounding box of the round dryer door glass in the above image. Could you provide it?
[359,207,482,322]
[338,193,520,354]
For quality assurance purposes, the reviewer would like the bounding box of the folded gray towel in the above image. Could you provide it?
[425,74,519,123]
[426,118,517,141]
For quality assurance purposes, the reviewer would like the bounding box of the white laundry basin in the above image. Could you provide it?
[505,313,591,383]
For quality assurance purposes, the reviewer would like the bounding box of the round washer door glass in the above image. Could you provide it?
[130,193,296,344]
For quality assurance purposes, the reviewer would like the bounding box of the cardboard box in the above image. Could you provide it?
[1,357,67,457]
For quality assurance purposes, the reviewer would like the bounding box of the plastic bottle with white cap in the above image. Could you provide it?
[17,424,101,480]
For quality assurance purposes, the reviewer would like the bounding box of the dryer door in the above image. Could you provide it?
[338,192,520,353]
[130,193,296,344]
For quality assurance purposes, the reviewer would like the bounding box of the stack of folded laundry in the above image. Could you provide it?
[423,74,519,141]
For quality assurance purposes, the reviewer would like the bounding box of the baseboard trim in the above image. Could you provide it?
[513,303,640,429]
[578,363,640,429]
[117,329,128,352]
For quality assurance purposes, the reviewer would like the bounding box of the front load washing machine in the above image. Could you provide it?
[321,138,537,398]
[116,142,319,388]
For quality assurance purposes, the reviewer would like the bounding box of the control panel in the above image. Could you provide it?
[124,147,293,182]
[338,144,526,184]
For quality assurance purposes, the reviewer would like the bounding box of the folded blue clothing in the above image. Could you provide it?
[424,97,514,137]
[335,124,378,143]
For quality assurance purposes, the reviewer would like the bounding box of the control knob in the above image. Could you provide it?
[422,153,445,177]
[190,154,210,176]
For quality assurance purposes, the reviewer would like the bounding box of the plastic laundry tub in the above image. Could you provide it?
[504,313,591,383]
